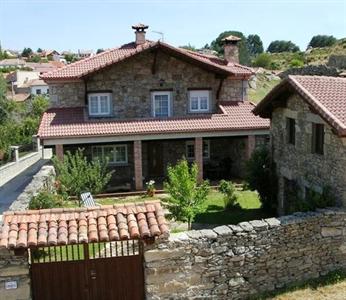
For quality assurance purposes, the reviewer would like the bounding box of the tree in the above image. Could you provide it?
[164,159,210,229]
[52,149,113,205]
[21,47,33,57]
[267,40,300,53]
[28,54,41,63]
[308,35,337,48]
[37,48,43,53]
[96,48,105,54]
[246,147,278,213]
[252,53,272,68]
[64,53,78,63]
[210,31,251,65]
[247,34,264,56]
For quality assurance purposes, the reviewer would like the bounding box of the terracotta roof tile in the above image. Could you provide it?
[38,102,269,139]
[41,41,252,81]
[0,201,169,249]
[254,75,346,136]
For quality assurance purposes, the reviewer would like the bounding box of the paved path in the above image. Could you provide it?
[0,159,49,214]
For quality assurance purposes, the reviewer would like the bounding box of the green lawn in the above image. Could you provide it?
[194,189,271,225]
[248,78,281,103]
[63,189,271,226]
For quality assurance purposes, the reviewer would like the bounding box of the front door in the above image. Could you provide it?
[148,142,164,178]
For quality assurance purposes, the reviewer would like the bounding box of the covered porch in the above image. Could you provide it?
[52,133,268,192]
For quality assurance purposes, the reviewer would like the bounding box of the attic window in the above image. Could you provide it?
[189,90,210,112]
[88,93,112,116]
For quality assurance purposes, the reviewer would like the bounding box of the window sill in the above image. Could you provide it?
[108,163,129,167]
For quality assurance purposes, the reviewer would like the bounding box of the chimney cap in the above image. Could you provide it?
[222,35,241,43]
[132,23,149,32]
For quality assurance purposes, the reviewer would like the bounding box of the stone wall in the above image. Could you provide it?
[279,65,340,78]
[0,248,30,300]
[9,165,55,211]
[144,208,346,300]
[328,55,346,69]
[49,50,246,116]
[271,94,346,212]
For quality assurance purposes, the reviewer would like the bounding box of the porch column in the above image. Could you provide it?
[246,135,256,160]
[134,140,143,190]
[55,144,64,161]
[195,137,203,183]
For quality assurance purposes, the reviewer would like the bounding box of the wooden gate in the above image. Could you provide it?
[29,240,144,300]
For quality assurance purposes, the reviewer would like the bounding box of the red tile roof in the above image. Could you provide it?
[38,102,269,140]
[253,75,346,136]
[0,201,169,249]
[41,41,253,81]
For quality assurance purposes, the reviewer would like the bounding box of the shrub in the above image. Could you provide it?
[246,147,278,213]
[290,59,304,67]
[164,159,210,229]
[52,148,113,205]
[308,35,337,48]
[29,191,63,209]
[252,53,272,68]
[219,180,239,210]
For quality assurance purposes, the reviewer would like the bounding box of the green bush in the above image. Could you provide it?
[252,53,272,68]
[219,180,239,210]
[290,59,304,67]
[164,159,210,229]
[29,191,64,209]
[52,148,113,205]
[246,147,278,213]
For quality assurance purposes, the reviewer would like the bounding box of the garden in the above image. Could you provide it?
[29,147,279,229]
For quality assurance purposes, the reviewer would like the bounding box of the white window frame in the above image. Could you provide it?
[185,140,210,160]
[92,144,128,165]
[189,90,210,113]
[88,93,112,117]
[152,91,172,117]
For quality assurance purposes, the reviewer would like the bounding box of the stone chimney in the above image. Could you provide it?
[222,35,241,64]
[132,23,149,46]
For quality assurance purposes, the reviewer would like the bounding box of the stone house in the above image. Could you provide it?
[253,75,346,214]
[38,24,269,191]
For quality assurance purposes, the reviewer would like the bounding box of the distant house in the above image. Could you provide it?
[78,49,94,58]
[0,58,26,69]
[7,70,40,93]
[254,75,346,214]
[22,79,49,96]
[38,24,269,191]
[26,62,64,74]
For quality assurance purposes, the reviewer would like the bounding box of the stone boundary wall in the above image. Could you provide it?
[144,209,346,299]
[279,65,340,78]
[9,165,56,211]
[0,152,41,187]
[328,55,346,69]
[0,248,30,300]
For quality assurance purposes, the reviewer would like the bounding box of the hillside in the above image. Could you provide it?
[268,38,346,70]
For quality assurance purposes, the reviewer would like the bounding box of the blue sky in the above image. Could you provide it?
[0,0,345,52]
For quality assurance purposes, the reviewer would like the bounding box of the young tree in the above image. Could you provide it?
[164,159,210,230]
[37,48,43,53]
[96,48,105,54]
[52,149,113,205]
[210,31,251,65]
[247,34,264,56]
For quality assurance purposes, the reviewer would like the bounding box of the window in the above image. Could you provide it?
[311,123,324,155]
[36,89,41,95]
[189,90,210,112]
[92,144,128,164]
[88,93,112,116]
[186,140,210,159]
[152,91,171,117]
[286,117,296,145]
[47,89,49,94]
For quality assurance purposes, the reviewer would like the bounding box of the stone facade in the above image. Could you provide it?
[48,50,247,116]
[271,94,346,213]
[0,248,30,300]
[144,208,346,300]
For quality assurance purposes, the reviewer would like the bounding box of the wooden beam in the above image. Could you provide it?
[216,77,225,100]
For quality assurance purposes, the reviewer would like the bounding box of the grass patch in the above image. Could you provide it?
[194,189,271,225]
[253,269,346,300]
[249,78,281,103]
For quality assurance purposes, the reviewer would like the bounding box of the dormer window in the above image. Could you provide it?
[88,93,112,116]
[189,90,210,112]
